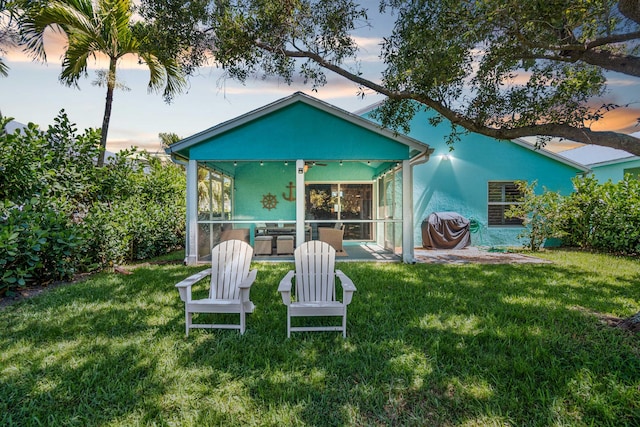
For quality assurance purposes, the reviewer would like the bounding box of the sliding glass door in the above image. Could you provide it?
[305,183,373,240]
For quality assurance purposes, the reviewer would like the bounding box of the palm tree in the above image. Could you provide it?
[22,0,186,166]
[0,0,22,77]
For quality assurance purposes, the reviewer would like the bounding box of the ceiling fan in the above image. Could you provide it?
[304,161,328,169]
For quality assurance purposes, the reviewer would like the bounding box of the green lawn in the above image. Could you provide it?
[1,250,639,426]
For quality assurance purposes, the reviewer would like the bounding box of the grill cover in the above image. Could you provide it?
[421,212,471,249]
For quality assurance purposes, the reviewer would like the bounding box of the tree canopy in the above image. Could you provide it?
[138,0,640,155]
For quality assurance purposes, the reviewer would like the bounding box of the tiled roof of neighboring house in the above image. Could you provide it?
[558,144,639,167]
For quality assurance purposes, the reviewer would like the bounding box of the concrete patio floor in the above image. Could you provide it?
[252,242,550,264]
[414,246,552,264]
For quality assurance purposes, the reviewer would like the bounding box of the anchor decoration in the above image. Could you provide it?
[282,181,296,202]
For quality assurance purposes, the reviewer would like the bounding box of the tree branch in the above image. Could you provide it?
[257,41,640,155]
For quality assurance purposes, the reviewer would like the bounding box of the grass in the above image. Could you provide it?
[1,250,639,426]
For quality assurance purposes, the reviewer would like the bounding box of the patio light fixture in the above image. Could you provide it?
[260,161,264,166]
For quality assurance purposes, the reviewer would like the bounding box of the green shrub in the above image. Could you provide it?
[0,200,85,294]
[83,151,186,266]
[560,176,603,248]
[506,180,567,251]
[589,176,640,255]
[1,112,186,292]
[509,175,640,255]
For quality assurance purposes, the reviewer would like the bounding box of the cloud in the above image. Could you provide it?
[6,28,159,70]
[587,104,640,133]
[353,35,383,62]
[217,69,383,99]
[106,131,164,154]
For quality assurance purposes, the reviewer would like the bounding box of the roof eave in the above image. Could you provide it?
[512,138,590,172]
[165,92,430,158]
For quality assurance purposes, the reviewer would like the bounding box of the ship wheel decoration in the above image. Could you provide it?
[261,192,278,210]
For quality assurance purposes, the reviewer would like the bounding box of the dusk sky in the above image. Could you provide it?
[1,3,639,155]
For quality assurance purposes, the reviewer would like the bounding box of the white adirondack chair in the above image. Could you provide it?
[175,240,257,336]
[278,241,357,338]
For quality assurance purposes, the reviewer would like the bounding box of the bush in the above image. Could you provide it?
[588,177,640,254]
[0,200,85,295]
[506,181,567,251]
[83,150,186,266]
[0,112,186,294]
[509,175,640,255]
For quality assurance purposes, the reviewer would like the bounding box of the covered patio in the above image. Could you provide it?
[166,92,432,264]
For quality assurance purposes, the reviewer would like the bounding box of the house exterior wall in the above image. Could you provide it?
[233,161,382,222]
[169,93,430,264]
[364,109,583,247]
[589,158,640,182]
[187,103,413,162]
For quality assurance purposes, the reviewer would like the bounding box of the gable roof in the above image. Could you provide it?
[166,92,431,162]
[356,100,589,173]
[557,144,639,168]
[511,139,590,172]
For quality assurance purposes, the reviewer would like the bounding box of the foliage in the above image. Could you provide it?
[507,175,640,254]
[19,0,187,166]
[566,175,640,254]
[0,0,23,76]
[0,113,186,294]
[84,151,186,265]
[0,199,85,294]
[560,176,605,248]
[0,113,100,293]
[138,0,640,154]
[506,181,567,251]
[1,254,638,425]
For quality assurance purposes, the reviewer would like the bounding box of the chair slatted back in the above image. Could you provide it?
[294,241,336,303]
[210,240,253,300]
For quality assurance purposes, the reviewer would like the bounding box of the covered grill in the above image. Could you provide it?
[421,212,471,249]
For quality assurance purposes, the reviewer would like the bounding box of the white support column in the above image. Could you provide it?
[295,159,306,247]
[185,160,199,265]
[402,159,415,263]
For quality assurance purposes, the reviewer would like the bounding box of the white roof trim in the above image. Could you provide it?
[587,155,640,168]
[167,92,430,155]
[511,139,590,172]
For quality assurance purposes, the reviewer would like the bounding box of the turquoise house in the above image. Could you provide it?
[167,92,589,264]
[557,145,640,183]
[360,104,589,247]
[166,92,432,264]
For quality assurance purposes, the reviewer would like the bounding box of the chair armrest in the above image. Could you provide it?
[238,269,258,289]
[175,268,211,302]
[336,269,356,305]
[278,270,295,305]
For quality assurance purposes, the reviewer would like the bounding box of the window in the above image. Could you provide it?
[487,181,524,226]
[624,167,640,179]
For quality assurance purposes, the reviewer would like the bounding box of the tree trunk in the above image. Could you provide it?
[97,58,118,167]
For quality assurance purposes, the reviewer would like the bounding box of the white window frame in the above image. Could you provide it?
[487,181,524,227]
